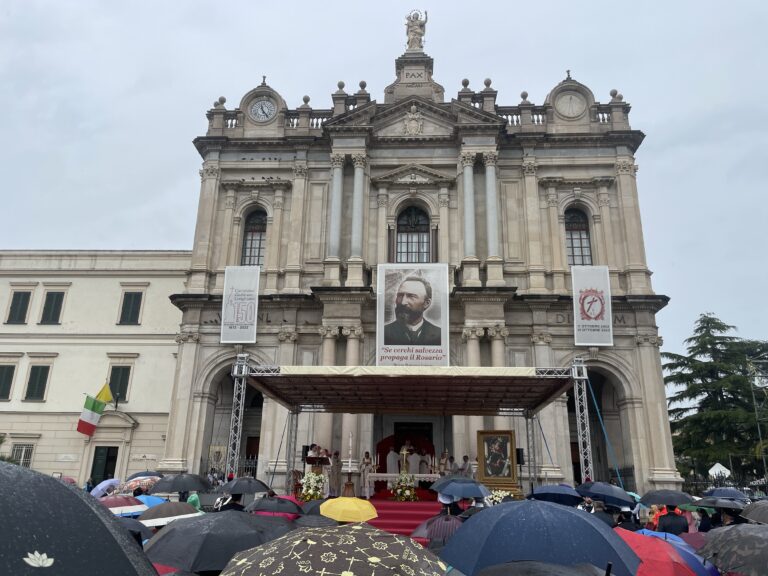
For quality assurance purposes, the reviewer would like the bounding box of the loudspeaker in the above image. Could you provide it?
[516,448,525,466]
[301,445,310,463]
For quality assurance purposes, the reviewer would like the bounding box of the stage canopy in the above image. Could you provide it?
[245,365,573,416]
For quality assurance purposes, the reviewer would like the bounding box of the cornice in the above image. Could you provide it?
[220,179,293,190]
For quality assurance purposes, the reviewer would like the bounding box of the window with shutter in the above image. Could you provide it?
[40,291,64,324]
[0,365,15,400]
[24,365,50,400]
[7,291,31,324]
[109,365,131,402]
[119,292,143,325]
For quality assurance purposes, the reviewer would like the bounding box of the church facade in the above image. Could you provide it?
[0,18,682,492]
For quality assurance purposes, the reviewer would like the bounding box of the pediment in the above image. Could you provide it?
[450,99,507,128]
[373,163,454,185]
[373,97,456,140]
[323,101,377,129]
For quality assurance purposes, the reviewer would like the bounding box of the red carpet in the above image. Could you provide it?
[369,488,437,501]
[367,499,443,547]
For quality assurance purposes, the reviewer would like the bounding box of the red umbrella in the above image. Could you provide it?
[98,495,148,516]
[615,528,697,576]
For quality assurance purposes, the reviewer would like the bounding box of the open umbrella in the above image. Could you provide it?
[136,494,167,508]
[615,528,697,576]
[0,461,156,575]
[576,481,635,509]
[99,495,149,517]
[439,478,491,500]
[127,470,164,481]
[138,501,204,528]
[694,496,745,511]
[701,487,748,501]
[477,561,605,576]
[528,484,584,506]
[149,473,211,494]
[118,516,155,543]
[90,477,121,498]
[320,496,378,522]
[217,476,270,494]
[439,499,640,576]
[221,523,449,576]
[641,490,694,507]
[301,497,328,515]
[120,476,161,494]
[145,510,294,573]
[245,496,304,515]
[635,530,718,576]
[740,499,768,524]
[699,524,768,576]
[294,514,338,528]
[430,474,472,492]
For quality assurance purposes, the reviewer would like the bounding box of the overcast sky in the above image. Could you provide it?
[1,0,766,356]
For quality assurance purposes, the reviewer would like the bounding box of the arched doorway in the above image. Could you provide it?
[201,371,264,480]
[567,369,636,490]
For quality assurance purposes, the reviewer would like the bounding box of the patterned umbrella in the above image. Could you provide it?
[221,523,449,576]
[699,524,768,576]
[120,476,161,494]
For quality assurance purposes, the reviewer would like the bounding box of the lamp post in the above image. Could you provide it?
[747,353,768,486]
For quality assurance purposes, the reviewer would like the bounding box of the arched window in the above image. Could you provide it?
[241,210,267,267]
[565,209,592,266]
[395,206,431,263]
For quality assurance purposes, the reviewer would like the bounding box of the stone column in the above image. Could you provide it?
[461,151,481,286]
[341,326,364,487]
[347,154,367,287]
[522,159,545,291]
[214,187,238,291]
[483,152,504,286]
[314,326,339,449]
[438,187,450,263]
[324,154,345,286]
[459,327,483,460]
[264,188,284,294]
[189,162,220,292]
[544,182,566,292]
[285,163,308,293]
[376,188,388,264]
[615,159,650,293]
[489,325,513,431]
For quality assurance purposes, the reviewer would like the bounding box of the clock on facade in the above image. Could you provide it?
[554,91,587,119]
[248,97,277,122]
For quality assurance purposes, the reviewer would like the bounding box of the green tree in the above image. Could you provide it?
[663,313,768,480]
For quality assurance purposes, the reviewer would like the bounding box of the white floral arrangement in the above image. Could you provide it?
[488,489,513,505]
[394,472,418,502]
[299,471,325,501]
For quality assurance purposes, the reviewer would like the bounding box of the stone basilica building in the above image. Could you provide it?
[0,18,681,493]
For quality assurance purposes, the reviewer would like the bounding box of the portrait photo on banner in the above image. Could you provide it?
[476,430,517,485]
[376,263,449,366]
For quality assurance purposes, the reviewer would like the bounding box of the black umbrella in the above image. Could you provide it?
[149,473,212,494]
[294,514,338,527]
[126,470,164,481]
[478,561,606,576]
[245,496,304,515]
[144,510,294,573]
[640,489,694,507]
[301,497,328,515]
[695,496,746,511]
[216,476,270,494]
[117,516,154,544]
[702,487,749,501]
[439,500,640,576]
[138,501,203,527]
[740,500,768,524]
[528,484,584,507]
[576,481,635,509]
[0,461,157,575]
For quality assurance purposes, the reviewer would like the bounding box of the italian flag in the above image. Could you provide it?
[77,383,113,436]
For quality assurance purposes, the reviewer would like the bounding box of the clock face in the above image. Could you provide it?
[249,98,277,122]
[554,91,587,119]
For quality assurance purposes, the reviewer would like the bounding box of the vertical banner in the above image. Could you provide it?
[572,265,613,347]
[221,266,260,344]
[376,263,449,366]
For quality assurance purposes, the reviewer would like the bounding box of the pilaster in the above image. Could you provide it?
[189,161,221,292]
[264,188,284,294]
[522,159,545,292]
[615,159,651,293]
[347,154,367,288]
[284,162,308,293]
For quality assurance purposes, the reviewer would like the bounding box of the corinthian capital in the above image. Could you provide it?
[351,154,367,168]
[461,327,483,341]
[615,160,638,176]
[487,325,509,340]
[319,326,340,338]
[531,332,552,344]
[482,151,498,166]
[293,164,307,178]
[199,165,220,180]
[342,326,364,339]
[460,151,476,167]
[277,330,298,342]
[330,153,345,168]
[522,161,537,176]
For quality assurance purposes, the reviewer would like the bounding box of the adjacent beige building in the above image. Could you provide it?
[0,20,682,492]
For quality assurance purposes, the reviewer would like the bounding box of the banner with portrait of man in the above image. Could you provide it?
[376,263,449,366]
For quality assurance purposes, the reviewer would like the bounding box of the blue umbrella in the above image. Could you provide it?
[528,485,583,507]
[636,530,719,576]
[90,478,120,498]
[440,499,640,576]
[136,494,167,508]
[702,487,748,501]
[439,479,491,499]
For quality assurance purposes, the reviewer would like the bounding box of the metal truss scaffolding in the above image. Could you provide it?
[571,357,594,483]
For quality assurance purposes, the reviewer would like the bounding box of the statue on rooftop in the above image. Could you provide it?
[405,10,427,51]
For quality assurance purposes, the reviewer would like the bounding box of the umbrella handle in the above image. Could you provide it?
[603,562,612,576]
